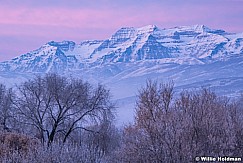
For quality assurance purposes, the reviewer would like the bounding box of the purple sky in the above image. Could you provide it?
[0,0,242,61]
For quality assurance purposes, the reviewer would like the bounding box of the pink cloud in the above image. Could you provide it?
[0,2,242,34]
[0,7,108,27]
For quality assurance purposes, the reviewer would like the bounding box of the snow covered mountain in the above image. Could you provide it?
[1,24,242,73]
[0,25,243,124]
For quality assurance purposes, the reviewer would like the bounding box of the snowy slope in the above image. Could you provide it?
[1,24,242,73]
[0,24,243,125]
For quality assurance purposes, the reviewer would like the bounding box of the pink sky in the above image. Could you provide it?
[0,0,242,61]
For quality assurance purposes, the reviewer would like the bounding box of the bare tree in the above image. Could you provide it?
[116,80,243,162]
[14,74,115,146]
[118,80,176,162]
[0,84,15,131]
[13,76,50,144]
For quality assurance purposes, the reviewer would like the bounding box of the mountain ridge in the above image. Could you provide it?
[0,24,243,124]
[1,24,242,73]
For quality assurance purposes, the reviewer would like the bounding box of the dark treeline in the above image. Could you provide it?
[0,75,243,162]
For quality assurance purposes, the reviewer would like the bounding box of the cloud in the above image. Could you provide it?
[0,7,106,27]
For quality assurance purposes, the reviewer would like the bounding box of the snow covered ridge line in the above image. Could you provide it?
[0,24,242,73]
[0,25,243,125]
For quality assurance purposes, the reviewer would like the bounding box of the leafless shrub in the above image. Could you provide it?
[0,132,39,160]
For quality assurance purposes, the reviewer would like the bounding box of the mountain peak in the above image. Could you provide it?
[137,25,158,32]
[113,25,158,36]
[193,24,209,31]
[170,24,210,33]
[47,41,76,51]
[0,24,242,73]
